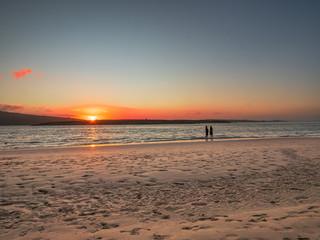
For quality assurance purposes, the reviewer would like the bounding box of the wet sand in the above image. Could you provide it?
[1,137,320,240]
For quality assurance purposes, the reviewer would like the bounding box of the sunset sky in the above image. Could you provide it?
[0,0,319,121]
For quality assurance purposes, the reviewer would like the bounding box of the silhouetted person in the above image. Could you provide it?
[210,126,213,138]
[205,126,208,138]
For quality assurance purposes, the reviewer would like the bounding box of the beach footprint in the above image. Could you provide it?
[153,233,170,239]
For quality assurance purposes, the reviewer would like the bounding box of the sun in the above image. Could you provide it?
[88,116,97,121]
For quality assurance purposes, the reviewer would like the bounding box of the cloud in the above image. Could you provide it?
[53,114,78,118]
[186,112,203,116]
[11,68,33,80]
[186,111,224,116]
[34,72,44,79]
[32,106,53,113]
[0,104,24,111]
[212,111,224,115]
[0,73,2,79]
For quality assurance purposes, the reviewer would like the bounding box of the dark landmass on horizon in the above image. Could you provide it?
[0,110,80,125]
[0,110,285,126]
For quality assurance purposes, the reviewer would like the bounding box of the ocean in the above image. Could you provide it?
[0,122,319,150]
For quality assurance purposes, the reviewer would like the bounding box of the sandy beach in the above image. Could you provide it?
[1,137,320,240]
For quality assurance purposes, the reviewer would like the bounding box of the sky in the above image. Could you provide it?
[0,0,319,121]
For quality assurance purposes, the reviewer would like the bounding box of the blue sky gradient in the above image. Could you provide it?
[0,0,319,120]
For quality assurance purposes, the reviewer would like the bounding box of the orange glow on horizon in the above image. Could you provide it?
[4,103,319,121]
[72,106,110,120]
[88,116,97,121]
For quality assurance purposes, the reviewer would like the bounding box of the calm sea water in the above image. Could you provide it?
[0,122,319,150]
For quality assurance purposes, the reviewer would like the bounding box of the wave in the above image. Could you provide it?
[1,122,319,149]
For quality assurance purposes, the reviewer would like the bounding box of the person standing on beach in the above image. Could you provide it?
[205,126,209,138]
[210,126,213,138]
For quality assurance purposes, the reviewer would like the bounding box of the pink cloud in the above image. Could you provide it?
[0,73,2,79]
[32,106,53,112]
[11,68,33,80]
[34,72,44,79]
[39,72,43,78]
[0,104,24,111]
[53,114,77,118]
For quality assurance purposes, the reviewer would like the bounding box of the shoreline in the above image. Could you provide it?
[1,137,320,239]
[1,136,320,153]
